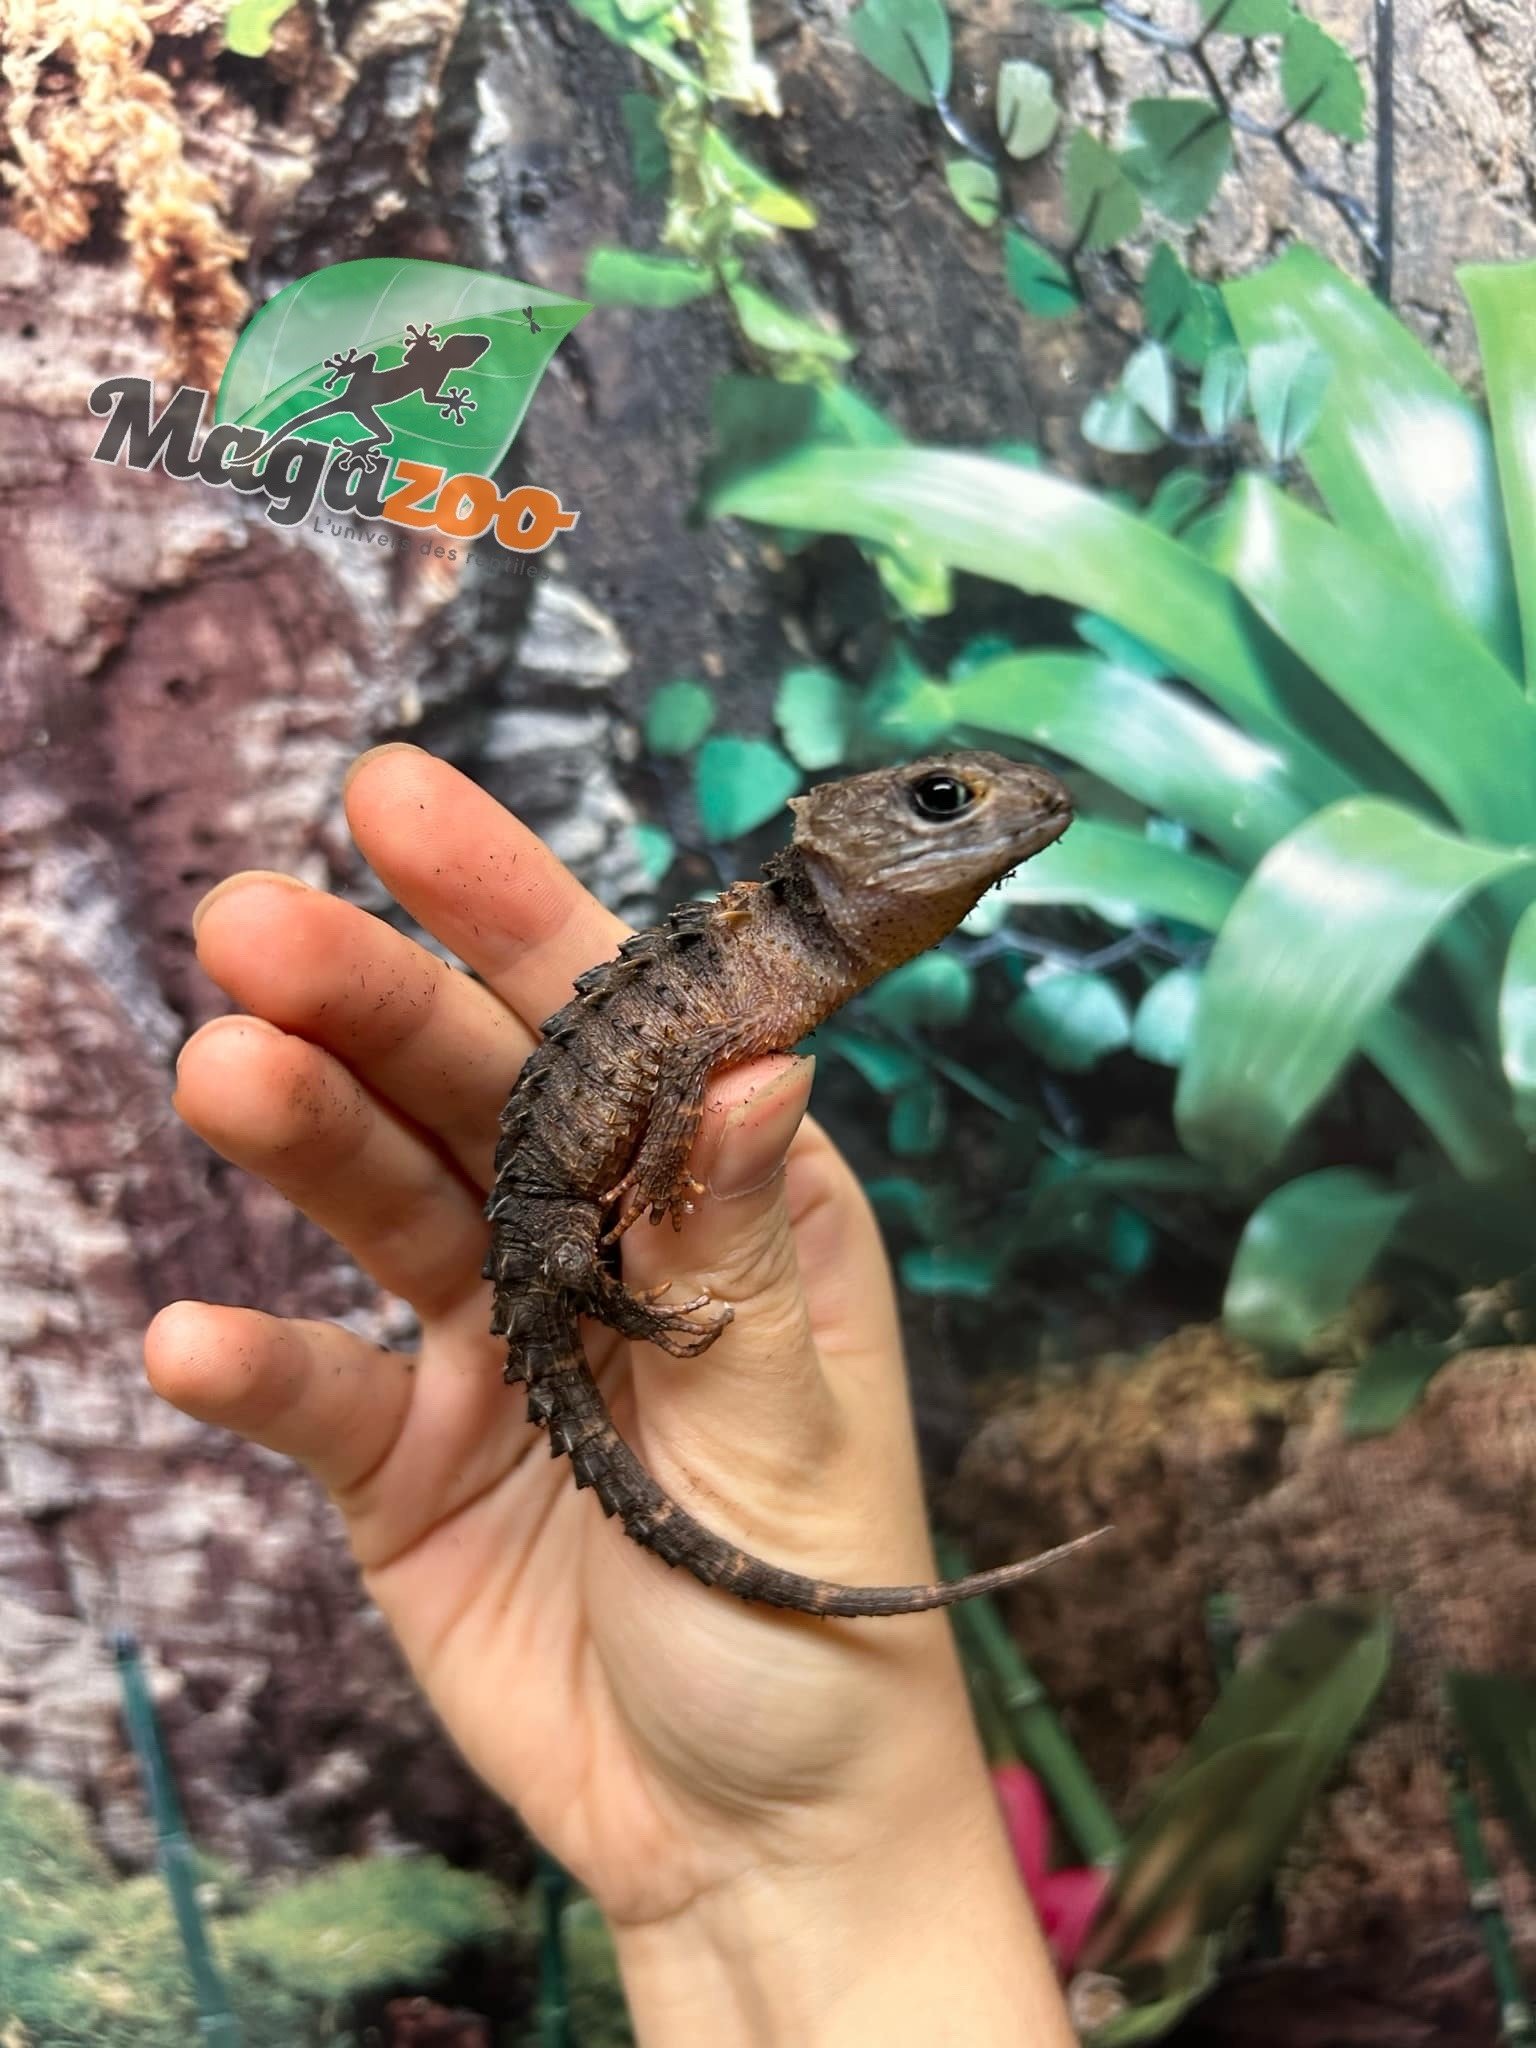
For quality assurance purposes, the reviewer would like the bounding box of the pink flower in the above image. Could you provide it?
[993,1762,1112,1974]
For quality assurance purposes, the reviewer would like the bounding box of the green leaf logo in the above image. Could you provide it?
[215,258,589,489]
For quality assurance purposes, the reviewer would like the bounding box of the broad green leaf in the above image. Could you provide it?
[224,0,299,56]
[889,1074,947,1155]
[1089,1942,1223,2047]
[774,666,853,769]
[568,0,701,84]
[945,652,1309,864]
[945,159,1002,227]
[1223,1169,1411,1360]
[707,446,1356,785]
[1366,1008,1530,1185]
[1003,230,1080,319]
[867,1175,948,1238]
[1121,342,1177,432]
[693,735,802,838]
[700,127,818,231]
[1227,248,1520,674]
[863,953,974,1029]
[1500,902,1536,1141]
[996,58,1059,159]
[1199,345,1247,437]
[1245,339,1330,462]
[995,821,1240,933]
[817,1025,925,1094]
[1122,99,1232,226]
[620,92,669,189]
[1176,799,1534,1178]
[1343,1336,1454,1437]
[901,1244,1004,1297]
[1133,968,1203,1067]
[1280,17,1365,139]
[849,0,952,102]
[1216,477,1536,845]
[630,821,676,883]
[1461,262,1536,691]
[214,258,589,489]
[859,646,957,751]
[1073,612,1170,677]
[644,678,715,754]
[1198,0,1292,31]
[1143,244,1212,367]
[1087,1599,1390,1972]
[1008,972,1133,1072]
[584,247,714,307]
[725,281,855,362]
[1146,468,1214,535]
[1063,130,1143,252]
[1446,1672,1536,1879]
[1081,387,1166,455]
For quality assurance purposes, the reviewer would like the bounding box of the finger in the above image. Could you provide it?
[192,873,529,1187]
[175,1016,491,1320]
[343,744,627,1032]
[145,1301,415,1496]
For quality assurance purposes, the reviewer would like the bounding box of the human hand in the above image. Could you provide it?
[147,745,1072,2046]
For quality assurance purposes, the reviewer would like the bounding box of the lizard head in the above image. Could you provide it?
[787,750,1073,971]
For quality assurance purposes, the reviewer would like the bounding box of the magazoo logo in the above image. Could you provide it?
[88,257,589,557]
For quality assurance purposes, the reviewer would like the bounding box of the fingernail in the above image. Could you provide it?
[707,1057,814,1201]
[343,741,424,796]
[174,1012,279,1076]
[192,869,309,937]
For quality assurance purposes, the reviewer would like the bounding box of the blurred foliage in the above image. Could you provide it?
[698,247,1536,1404]
[0,1772,516,2047]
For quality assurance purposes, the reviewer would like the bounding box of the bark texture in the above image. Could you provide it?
[0,0,1531,1921]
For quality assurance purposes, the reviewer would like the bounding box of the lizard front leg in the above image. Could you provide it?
[601,1021,766,1239]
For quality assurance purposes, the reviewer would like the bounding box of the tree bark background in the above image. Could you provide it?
[0,0,1531,1926]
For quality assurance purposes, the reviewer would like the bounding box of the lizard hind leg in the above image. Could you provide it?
[593,1272,733,1359]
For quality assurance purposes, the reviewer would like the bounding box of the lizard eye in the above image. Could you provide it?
[909,771,975,821]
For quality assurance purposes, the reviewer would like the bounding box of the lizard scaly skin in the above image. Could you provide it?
[485,751,1083,1616]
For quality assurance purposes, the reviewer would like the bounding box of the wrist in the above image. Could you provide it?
[612,1726,1074,2048]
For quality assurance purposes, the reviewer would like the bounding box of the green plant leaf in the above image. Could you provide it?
[1063,130,1143,252]
[1081,387,1167,455]
[901,1244,1004,1296]
[1175,799,1534,1179]
[1223,1169,1412,1361]
[1499,902,1536,1141]
[1226,247,1521,674]
[568,0,701,84]
[1002,230,1080,318]
[1008,971,1134,1072]
[1133,968,1203,1067]
[1085,1599,1391,1971]
[214,258,589,487]
[1143,244,1213,366]
[1121,341,1177,432]
[700,126,818,230]
[1122,99,1232,226]
[725,281,856,362]
[644,678,715,754]
[1343,1336,1455,1437]
[1198,0,1293,32]
[1146,467,1215,535]
[1215,476,1536,845]
[1073,612,1170,677]
[996,820,1241,933]
[224,0,300,56]
[1280,17,1365,139]
[1199,345,1248,437]
[859,645,957,750]
[1461,261,1536,690]
[946,159,1002,226]
[890,1074,948,1155]
[620,92,669,189]
[817,1026,926,1093]
[631,821,676,883]
[693,735,802,838]
[774,666,853,769]
[946,652,1309,864]
[863,952,974,1028]
[1245,339,1331,462]
[1446,1672,1536,1880]
[849,0,952,103]
[996,58,1060,158]
[584,247,715,307]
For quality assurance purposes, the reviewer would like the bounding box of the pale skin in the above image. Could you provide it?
[145,743,1076,2048]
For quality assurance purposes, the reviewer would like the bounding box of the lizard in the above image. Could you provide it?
[484,750,1088,1617]
[238,321,492,476]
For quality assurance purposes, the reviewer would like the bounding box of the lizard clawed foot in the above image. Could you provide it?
[599,1172,706,1245]
[592,1274,732,1358]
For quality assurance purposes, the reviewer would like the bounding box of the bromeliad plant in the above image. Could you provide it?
[702,247,1536,1386]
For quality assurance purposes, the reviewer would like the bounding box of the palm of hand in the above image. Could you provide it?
[149,746,963,1932]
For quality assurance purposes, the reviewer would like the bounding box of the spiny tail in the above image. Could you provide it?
[502,1294,1105,1619]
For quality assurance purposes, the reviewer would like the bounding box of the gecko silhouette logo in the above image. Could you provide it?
[87,258,589,558]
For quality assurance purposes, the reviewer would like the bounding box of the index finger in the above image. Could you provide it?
[344,744,628,1032]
